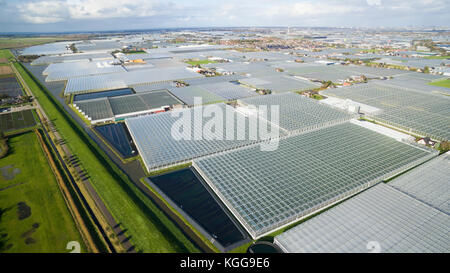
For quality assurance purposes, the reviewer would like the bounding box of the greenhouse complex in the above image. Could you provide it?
[193,122,437,238]
[12,31,449,254]
[322,82,450,141]
[274,181,449,253]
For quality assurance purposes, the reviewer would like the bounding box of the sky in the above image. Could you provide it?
[0,0,448,33]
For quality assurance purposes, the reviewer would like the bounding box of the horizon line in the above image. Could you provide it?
[1,25,450,35]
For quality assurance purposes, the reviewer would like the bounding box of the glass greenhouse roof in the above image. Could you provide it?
[193,122,437,238]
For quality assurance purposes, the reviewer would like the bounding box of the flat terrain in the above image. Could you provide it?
[0,49,15,61]
[0,37,68,50]
[0,66,13,76]
[0,110,36,133]
[0,76,23,97]
[0,132,85,253]
[429,78,450,88]
[424,55,450,59]
[185,59,217,66]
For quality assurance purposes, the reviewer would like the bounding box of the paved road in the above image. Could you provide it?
[0,104,36,115]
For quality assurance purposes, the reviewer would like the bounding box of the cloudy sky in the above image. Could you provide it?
[0,0,448,33]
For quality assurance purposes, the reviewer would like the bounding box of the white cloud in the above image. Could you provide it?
[18,0,171,23]
[291,2,362,15]
[367,0,382,6]
[18,1,68,23]
[67,0,160,19]
[8,0,450,27]
[255,1,365,18]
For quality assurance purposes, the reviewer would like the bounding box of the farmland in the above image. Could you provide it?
[0,110,36,134]
[0,37,71,50]
[0,49,15,61]
[0,66,13,76]
[0,132,85,253]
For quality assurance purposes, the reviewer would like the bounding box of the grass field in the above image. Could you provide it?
[185,59,217,66]
[429,78,450,88]
[424,55,450,60]
[0,49,16,61]
[0,37,69,50]
[124,50,147,54]
[13,60,200,253]
[0,132,85,253]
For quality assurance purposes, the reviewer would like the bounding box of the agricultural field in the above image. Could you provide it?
[0,50,14,77]
[0,132,85,253]
[0,49,14,62]
[0,37,68,50]
[0,110,36,133]
[0,66,13,76]
[0,76,23,97]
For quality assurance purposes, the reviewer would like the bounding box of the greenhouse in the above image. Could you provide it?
[131,82,176,93]
[139,90,181,109]
[126,103,276,171]
[109,95,149,116]
[238,93,354,134]
[279,64,359,82]
[341,65,410,77]
[44,61,126,82]
[20,41,74,56]
[31,53,113,65]
[387,74,450,95]
[198,82,257,100]
[276,63,409,82]
[322,82,450,140]
[75,40,122,52]
[168,86,225,106]
[390,152,450,214]
[239,75,320,93]
[193,122,437,238]
[183,74,244,86]
[65,67,203,94]
[73,90,182,123]
[274,183,450,253]
[74,97,114,122]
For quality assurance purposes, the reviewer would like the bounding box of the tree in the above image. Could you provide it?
[322,81,333,89]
